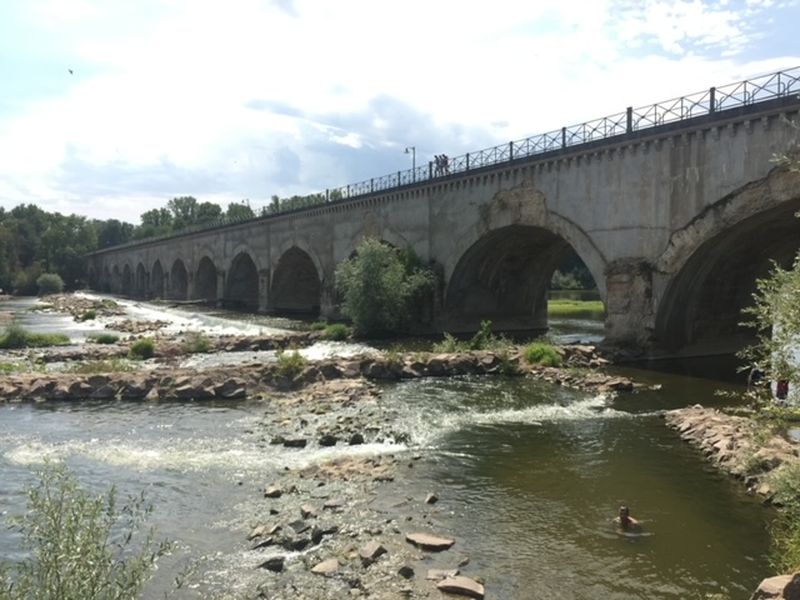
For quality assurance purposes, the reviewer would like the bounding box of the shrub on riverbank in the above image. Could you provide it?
[768,463,800,572]
[181,331,211,353]
[335,238,435,337]
[87,333,119,344]
[275,350,306,379]
[321,323,351,341]
[129,337,155,359]
[0,324,70,349]
[524,342,562,367]
[0,462,172,599]
[35,272,64,295]
[433,321,511,353]
[76,309,96,321]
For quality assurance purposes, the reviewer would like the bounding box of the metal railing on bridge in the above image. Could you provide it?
[94,66,800,253]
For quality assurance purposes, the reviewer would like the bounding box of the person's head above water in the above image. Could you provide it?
[618,505,631,522]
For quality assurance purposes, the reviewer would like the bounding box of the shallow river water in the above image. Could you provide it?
[0,297,773,599]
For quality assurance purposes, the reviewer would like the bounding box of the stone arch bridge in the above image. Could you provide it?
[87,69,800,355]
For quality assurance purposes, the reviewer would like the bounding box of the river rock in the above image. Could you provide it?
[264,485,283,498]
[319,433,338,446]
[427,569,459,580]
[300,504,316,519]
[359,541,387,566]
[405,532,455,551]
[425,492,439,504]
[311,558,339,574]
[349,433,364,445]
[398,565,415,579]
[751,574,795,599]
[437,575,485,599]
[283,438,307,448]
[214,378,247,399]
[258,556,285,573]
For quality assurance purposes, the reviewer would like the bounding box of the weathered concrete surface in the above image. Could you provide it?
[88,99,800,354]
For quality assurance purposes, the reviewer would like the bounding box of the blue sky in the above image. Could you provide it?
[1,0,798,223]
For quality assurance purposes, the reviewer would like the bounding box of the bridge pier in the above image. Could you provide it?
[604,259,655,349]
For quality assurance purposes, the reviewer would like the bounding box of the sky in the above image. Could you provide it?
[1,0,799,224]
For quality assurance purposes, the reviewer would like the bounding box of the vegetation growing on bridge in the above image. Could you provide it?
[335,238,435,337]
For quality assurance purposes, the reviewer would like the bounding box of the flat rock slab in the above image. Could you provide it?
[437,575,485,599]
[359,540,387,565]
[405,532,455,551]
[426,568,459,581]
[311,558,339,574]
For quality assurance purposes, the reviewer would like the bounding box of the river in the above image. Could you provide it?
[0,296,772,599]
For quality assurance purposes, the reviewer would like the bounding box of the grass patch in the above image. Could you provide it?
[87,333,120,344]
[181,331,212,354]
[66,358,137,374]
[309,320,328,331]
[0,361,46,374]
[547,299,605,319]
[523,342,562,367]
[321,323,351,341]
[128,337,155,359]
[0,324,70,349]
[76,309,97,322]
[432,321,512,353]
[275,350,307,379]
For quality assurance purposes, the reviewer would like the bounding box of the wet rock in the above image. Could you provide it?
[300,504,317,519]
[120,381,147,400]
[283,438,307,448]
[405,532,455,551]
[311,558,340,575]
[359,541,386,566]
[349,433,365,445]
[283,536,310,551]
[258,556,285,573]
[751,574,794,599]
[425,492,439,505]
[398,565,415,579]
[264,485,283,498]
[318,362,342,380]
[214,378,247,399]
[251,537,274,550]
[248,523,280,540]
[437,575,485,599]
[319,433,338,447]
[90,384,116,400]
[144,387,160,401]
[323,498,345,510]
[311,524,338,545]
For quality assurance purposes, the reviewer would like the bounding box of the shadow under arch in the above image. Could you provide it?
[193,256,218,304]
[444,224,598,333]
[135,263,147,298]
[655,199,800,353]
[170,259,188,300]
[225,251,259,311]
[150,260,164,299]
[121,264,134,296]
[270,247,321,316]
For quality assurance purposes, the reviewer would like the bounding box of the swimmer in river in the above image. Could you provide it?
[613,505,642,532]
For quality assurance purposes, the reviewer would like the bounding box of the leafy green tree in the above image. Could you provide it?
[335,238,434,337]
[226,201,254,221]
[36,273,64,295]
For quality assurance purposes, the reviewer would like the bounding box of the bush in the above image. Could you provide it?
[181,331,211,354]
[309,321,328,331]
[36,272,64,295]
[0,324,70,349]
[321,323,351,341]
[76,309,97,321]
[524,342,563,367]
[128,338,155,359]
[87,333,119,344]
[335,238,434,337]
[432,321,510,353]
[275,350,306,379]
[768,463,800,572]
[0,462,172,600]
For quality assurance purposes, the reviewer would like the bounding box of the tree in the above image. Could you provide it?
[335,238,434,337]
[226,201,254,221]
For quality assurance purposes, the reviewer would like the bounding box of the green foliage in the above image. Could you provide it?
[335,239,434,337]
[0,462,172,600]
[432,321,511,353]
[128,338,155,359]
[0,325,70,349]
[497,347,521,376]
[275,350,307,379]
[524,342,563,367]
[86,333,119,344]
[768,463,800,572]
[181,331,211,354]
[225,201,254,221]
[35,273,64,296]
[262,193,326,216]
[309,321,328,331]
[321,323,351,341]
[76,309,97,322]
[547,299,605,319]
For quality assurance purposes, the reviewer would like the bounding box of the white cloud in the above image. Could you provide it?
[0,0,797,222]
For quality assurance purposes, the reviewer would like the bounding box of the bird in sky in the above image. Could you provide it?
[68,68,73,75]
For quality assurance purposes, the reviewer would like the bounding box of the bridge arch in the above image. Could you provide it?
[225,251,259,310]
[121,263,134,296]
[270,247,321,315]
[194,256,218,303]
[102,266,111,293]
[135,263,147,298]
[150,260,164,299]
[444,224,602,333]
[655,197,800,352]
[169,259,188,300]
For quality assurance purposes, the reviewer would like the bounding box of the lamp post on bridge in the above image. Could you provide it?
[405,146,416,182]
